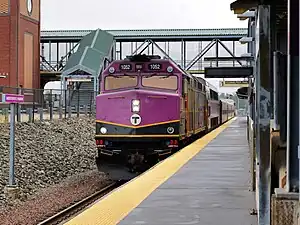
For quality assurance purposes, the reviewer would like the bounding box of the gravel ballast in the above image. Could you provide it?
[0,116,107,208]
[0,170,110,225]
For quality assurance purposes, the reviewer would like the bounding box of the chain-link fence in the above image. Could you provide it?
[0,86,97,123]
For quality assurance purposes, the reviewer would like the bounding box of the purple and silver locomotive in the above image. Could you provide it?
[95,55,181,179]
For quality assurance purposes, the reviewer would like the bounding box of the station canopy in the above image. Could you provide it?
[62,29,114,78]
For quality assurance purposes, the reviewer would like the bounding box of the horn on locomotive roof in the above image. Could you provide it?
[126,54,161,62]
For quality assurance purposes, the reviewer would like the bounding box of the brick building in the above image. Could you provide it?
[0,0,40,89]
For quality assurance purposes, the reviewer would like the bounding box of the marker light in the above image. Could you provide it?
[132,99,140,113]
[109,67,115,73]
[167,66,173,73]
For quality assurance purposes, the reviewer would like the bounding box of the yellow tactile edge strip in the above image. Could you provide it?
[65,117,236,225]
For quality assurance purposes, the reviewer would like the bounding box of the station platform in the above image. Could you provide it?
[65,117,257,225]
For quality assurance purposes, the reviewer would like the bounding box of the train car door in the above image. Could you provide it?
[180,76,188,137]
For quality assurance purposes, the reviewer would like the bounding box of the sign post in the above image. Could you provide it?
[9,103,16,186]
[2,94,24,187]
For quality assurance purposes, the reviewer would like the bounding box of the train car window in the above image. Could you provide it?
[142,75,178,90]
[199,83,202,91]
[210,90,219,101]
[105,75,138,90]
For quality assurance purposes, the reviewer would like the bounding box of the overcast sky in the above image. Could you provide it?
[41,0,247,30]
[41,0,248,94]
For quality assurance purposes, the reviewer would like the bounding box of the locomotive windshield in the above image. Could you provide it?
[105,75,138,90]
[142,75,178,90]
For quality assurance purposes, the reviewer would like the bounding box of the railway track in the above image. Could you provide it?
[37,181,125,225]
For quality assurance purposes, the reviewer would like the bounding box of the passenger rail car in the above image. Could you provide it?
[95,55,235,180]
[220,99,235,124]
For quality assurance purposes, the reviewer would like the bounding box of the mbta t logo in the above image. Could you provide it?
[130,114,142,126]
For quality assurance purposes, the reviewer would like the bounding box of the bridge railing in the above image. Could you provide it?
[0,86,97,123]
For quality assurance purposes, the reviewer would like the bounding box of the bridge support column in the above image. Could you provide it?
[255,5,272,225]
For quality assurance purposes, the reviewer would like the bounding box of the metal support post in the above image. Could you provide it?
[286,0,299,192]
[164,42,167,53]
[77,90,80,117]
[67,88,71,118]
[69,43,71,53]
[17,104,21,122]
[69,43,72,54]
[181,39,184,68]
[56,42,59,70]
[135,42,138,53]
[68,105,71,118]
[183,41,186,69]
[65,43,68,60]
[233,41,235,67]
[94,77,97,99]
[199,41,203,69]
[64,82,67,119]
[84,105,87,115]
[197,41,201,70]
[249,18,256,192]
[113,41,117,60]
[90,92,93,117]
[3,108,8,123]
[216,40,219,67]
[41,43,45,58]
[32,90,35,123]
[151,42,154,55]
[255,5,272,225]
[147,43,150,55]
[119,42,122,60]
[16,88,21,122]
[49,90,53,121]
[273,52,279,130]
[39,108,43,121]
[8,104,16,186]
[28,108,33,123]
[59,94,62,119]
[49,41,52,66]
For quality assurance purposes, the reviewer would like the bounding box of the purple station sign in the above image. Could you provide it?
[2,94,24,103]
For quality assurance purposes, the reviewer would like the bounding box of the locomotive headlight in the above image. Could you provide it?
[100,127,107,134]
[132,99,140,112]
